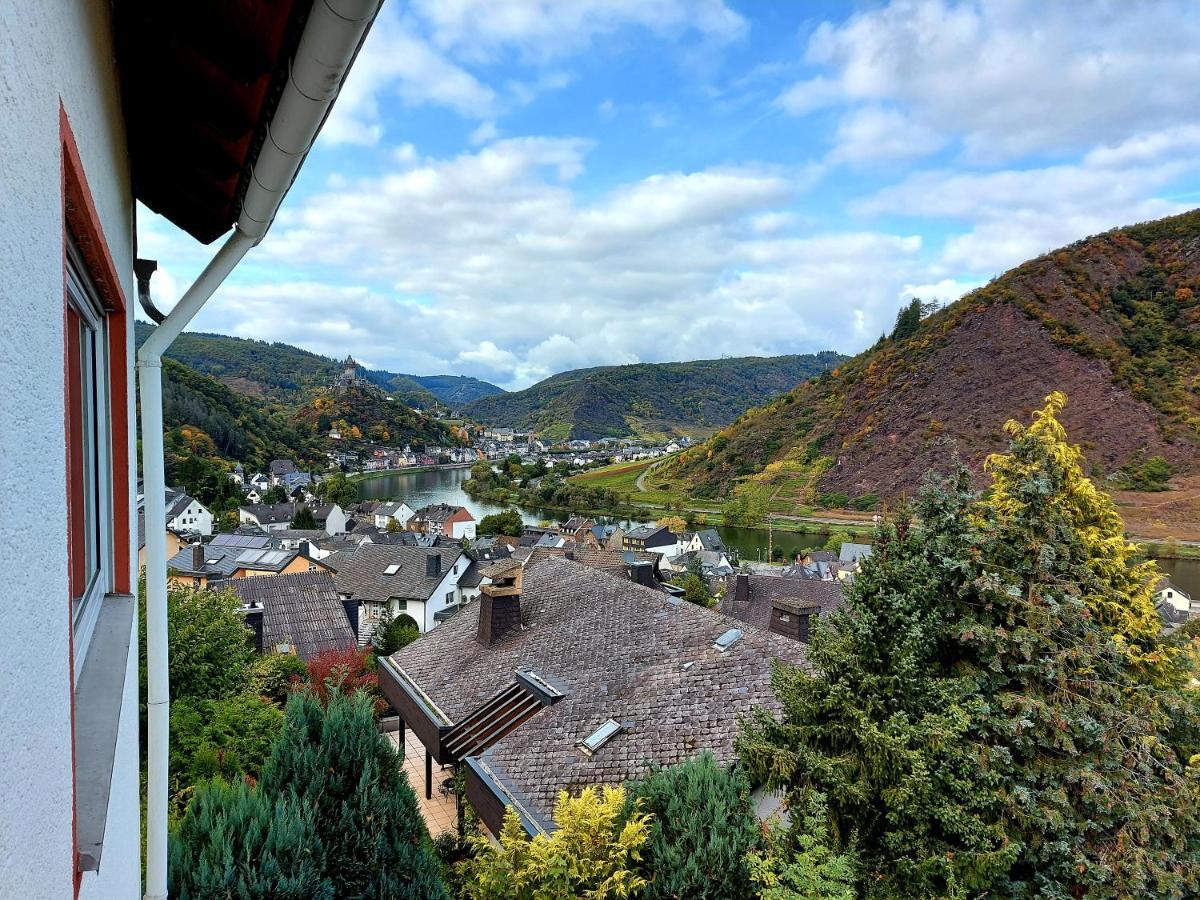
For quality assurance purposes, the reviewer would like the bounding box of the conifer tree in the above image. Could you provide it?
[739,396,1200,897]
[627,752,760,899]
[169,779,331,899]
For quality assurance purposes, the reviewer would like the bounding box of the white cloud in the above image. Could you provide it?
[778,0,1200,161]
[195,139,925,389]
[855,126,1200,271]
[411,0,747,63]
[829,106,945,164]
[469,121,500,146]
[321,8,497,145]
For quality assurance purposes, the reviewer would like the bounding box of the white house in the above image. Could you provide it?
[165,489,213,537]
[374,500,415,531]
[1155,578,1196,618]
[332,545,471,642]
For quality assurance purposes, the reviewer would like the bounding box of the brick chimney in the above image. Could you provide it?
[734,572,749,604]
[191,542,204,572]
[477,562,522,646]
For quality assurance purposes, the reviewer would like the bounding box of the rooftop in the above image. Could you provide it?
[333,544,463,603]
[386,557,808,830]
[223,572,355,660]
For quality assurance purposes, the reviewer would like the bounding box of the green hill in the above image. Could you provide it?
[654,209,1200,519]
[462,352,846,441]
[134,322,504,407]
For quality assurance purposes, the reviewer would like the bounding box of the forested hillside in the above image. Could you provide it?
[463,352,846,441]
[655,209,1200,517]
[135,323,503,406]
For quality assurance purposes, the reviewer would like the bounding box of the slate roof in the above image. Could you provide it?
[838,543,873,565]
[413,503,473,524]
[271,529,326,542]
[694,529,726,552]
[166,545,240,578]
[269,459,298,476]
[387,557,809,830]
[165,491,196,520]
[719,574,845,631]
[210,533,272,551]
[241,502,336,525]
[624,524,669,541]
[375,501,408,517]
[333,544,464,603]
[224,572,356,660]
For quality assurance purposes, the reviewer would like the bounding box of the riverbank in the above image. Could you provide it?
[349,462,472,483]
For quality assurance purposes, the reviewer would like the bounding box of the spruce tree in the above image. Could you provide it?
[627,751,761,899]
[739,396,1200,897]
[261,691,447,899]
[169,779,331,899]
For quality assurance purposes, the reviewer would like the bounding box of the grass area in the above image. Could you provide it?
[569,457,656,490]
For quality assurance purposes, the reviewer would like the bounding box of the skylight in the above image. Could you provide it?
[578,719,622,756]
[383,564,401,575]
[712,628,743,651]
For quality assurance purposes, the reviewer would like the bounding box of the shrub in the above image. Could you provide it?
[303,647,382,713]
[458,786,649,899]
[627,752,760,899]
[251,652,309,705]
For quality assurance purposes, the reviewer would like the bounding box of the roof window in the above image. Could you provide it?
[578,719,622,756]
[713,628,743,652]
[383,564,401,575]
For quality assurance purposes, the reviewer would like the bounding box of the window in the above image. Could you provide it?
[66,241,112,672]
[579,719,622,755]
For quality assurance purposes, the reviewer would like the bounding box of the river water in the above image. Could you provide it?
[358,467,1200,595]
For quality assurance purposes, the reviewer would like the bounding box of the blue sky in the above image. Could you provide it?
[139,0,1200,390]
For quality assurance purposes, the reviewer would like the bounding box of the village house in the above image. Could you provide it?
[333,544,472,642]
[375,500,416,531]
[137,509,186,572]
[239,501,347,536]
[378,557,807,834]
[164,488,213,537]
[719,573,845,643]
[409,503,477,541]
[1155,577,1197,624]
[224,571,357,660]
[622,523,678,554]
[268,458,299,485]
[166,542,331,589]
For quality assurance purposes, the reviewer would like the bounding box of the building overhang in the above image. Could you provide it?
[114,0,313,243]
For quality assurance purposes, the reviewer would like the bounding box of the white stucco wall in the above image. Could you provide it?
[0,2,141,897]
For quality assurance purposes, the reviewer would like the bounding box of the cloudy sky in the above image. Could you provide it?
[139,0,1200,390]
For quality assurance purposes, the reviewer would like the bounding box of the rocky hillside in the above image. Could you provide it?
[656,210,1200,512]
[463,352,846,441]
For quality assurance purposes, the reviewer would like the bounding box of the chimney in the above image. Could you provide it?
[734,572,749,604]
[426,553,441,578]
[191,542,204,572]
[769,599,818,643]
[627,560,656,588]
[477,565,522,646]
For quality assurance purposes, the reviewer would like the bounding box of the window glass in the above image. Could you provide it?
[66,241,111,668]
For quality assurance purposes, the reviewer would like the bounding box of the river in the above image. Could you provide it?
[357,467,1200,597]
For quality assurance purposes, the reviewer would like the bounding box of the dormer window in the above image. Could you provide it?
[578,718,622,756]
[713,628,743,652]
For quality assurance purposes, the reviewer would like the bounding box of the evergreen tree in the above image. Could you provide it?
[889,297,922,342]
[291,504,317,530]
[170,691,445,899]
[739,395,1200,897]
[169,779,331,899]
[261,691,446,899]
[627,752,760,899]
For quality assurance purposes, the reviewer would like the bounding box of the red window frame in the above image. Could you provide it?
[61,104,131,890]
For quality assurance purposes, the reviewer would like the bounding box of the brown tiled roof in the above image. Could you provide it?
[480,558,521,579]
[333,543,464,603]
[390,557,808,828]
[720,575,845,630]
[224,572,355,660]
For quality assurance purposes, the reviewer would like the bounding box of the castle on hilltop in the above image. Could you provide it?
[335,355,367,391]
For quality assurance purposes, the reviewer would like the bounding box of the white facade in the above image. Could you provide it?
[374,502,415,531]
[167,496,213,537]
[0,3,141,897]
[349,551,470,645]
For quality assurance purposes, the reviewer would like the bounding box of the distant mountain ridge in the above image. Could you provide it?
[133,323,505,407]
[462,352,847,441]
[655,209,1200,515]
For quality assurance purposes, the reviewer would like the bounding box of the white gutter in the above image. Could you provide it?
[138,3,380,898]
